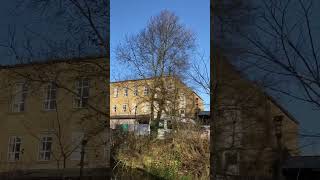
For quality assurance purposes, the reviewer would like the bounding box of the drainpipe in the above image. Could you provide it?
[274,115,283,180]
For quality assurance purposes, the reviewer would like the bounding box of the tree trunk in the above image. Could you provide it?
[79,139,87,180]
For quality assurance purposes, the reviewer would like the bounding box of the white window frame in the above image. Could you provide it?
[122,104,127,113]
[38,135,53,161]
[12,82,27,112]
[222,151,240,175]
[124,87,128,97]
[7,136,22,162]
[180,109,186,117]
[73,78,89,108]
[113,88,118,98]
[143,86,149,96]
[133,86,138,96]
[113,105,117,113]
[179,94,186,108]
[44,82,57,111]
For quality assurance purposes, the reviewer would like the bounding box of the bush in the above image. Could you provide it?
[112,123,210,179]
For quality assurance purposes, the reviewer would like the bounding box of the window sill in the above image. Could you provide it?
[41,109,57,112]
[6,111,26,115]
[37,159,51,163]
[73,107,89,110]
[7,160,21,163]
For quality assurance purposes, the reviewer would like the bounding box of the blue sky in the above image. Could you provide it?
[110,0,210,110]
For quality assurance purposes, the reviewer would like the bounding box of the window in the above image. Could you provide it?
[39,136,53,161]
[134,86,138,96]
[74,78,89,108]
[195,98,199,107]
[113,88,118,98]
[143,86,149,96]
[179,94,186,108]
[122,104,127,112]
[8,136,22,161]
[223,151,240,175]
[124,87,128,97]
[71,132,84,160]
[113,105,117,113]
[158,120,164,128]
[12,83,27,112]
[167,120,173,129]
[44,82,57,110]
[180,109,185,117]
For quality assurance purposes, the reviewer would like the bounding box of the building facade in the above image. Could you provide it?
[0,57,109,174]
[110,77,204,132]
[213,57,300,179]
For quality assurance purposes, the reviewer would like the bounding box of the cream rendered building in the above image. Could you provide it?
[0,57,109,175]
[110,77,204,131]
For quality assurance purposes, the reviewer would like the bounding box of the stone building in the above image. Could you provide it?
[0,57,110,177]
[110,76,204,134]
[213,58,300,179]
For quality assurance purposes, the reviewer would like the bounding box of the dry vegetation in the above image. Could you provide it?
[112,123,209,180]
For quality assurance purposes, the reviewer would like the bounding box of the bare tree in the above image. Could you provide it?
[239,0,320,111]
[15,0,109,54]
[116,10,196,133]
[0,1,110,179]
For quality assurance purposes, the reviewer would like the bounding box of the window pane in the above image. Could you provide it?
[50,101,56,109]
[45,152,51,160]
[82,87,89,97]
[42,142,46,150]
[15,144,20,152]
[82,98,88,107]
[44,101,49,109]
[15,153,20,160]
[46,142,52,151]
[82,79,89,86]
[20,104,25,112]
[16,138,21,143]
[51,90,56,99]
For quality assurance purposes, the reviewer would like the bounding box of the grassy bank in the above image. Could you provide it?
[112,125,209,179]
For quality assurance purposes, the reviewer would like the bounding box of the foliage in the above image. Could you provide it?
[112,124,209,179]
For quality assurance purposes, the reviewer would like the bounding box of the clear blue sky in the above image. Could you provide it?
[110,0,210,110]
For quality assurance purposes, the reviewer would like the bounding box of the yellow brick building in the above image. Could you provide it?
[110,77,204,129]
[109,77,204,130]
[0,57,110,175]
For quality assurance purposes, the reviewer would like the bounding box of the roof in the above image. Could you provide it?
[283,156,320,169]
[111,76,204,101]
[0,55,107,69]
[266,94,300,124]
[110,76,169,84]
[220,58,299,125]
[198,111,210,116]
